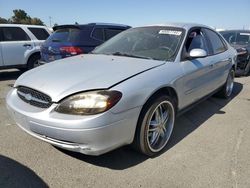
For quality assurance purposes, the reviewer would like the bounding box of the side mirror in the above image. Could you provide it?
[188,49,207,59]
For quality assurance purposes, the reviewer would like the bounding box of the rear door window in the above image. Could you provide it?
[104,28,124,40]
[28,27,50,40]
[2,27,30,41]
[92,28,104,41]
[0,28,3,41]
[203,29,227,55]
[47,28,81,43]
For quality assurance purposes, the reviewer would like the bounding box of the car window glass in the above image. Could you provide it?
[204,29,226,54]
[185,30,208,53]
[92,28,104,41]
[0,28,3,41]
[93,26,184,61]
[2,27,30,41]
[104,29,124,40]
[45,28,81,43]
[28,28,50,40]
[221,32,236,44]
[235,32,250,45]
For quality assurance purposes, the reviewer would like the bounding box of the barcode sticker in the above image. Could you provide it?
[159,30,182,35]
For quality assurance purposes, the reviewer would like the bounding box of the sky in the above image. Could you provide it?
[0,0,250,30]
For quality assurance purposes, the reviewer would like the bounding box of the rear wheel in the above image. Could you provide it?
[133,95,175,156]
[27,54,41,70]
[217,69,235,98]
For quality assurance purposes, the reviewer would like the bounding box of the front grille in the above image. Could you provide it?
[17,86,52,108]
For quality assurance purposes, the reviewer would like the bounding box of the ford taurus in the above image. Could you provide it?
[6,23,237,156]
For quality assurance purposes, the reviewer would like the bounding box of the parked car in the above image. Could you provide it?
[7,23,236,156]
[39,23,131,64]
[220,30,250,76]
[0,24,51,70]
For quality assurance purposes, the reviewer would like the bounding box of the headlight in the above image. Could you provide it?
[55,90,122,115]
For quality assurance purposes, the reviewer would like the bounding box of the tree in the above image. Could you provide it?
[30,17,44,25]
[10,9,44,25]
[11,9,31,24]
[0,17,8,23]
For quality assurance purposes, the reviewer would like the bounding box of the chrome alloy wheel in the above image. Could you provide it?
[33,59,41,68]
[146,101,175,152]
[226,70,234,97]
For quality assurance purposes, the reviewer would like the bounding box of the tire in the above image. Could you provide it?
[243,61,250,76]
[133,95,176,156]
[27,54,41,70]
[216,69,235,99]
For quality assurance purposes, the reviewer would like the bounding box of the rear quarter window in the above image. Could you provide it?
[91,28,104,41]
[104,28,124,40]
[28,27,50,40]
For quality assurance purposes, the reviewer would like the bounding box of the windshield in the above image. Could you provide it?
[221,31,250,46]
[93,26,184,61]
[236,32,250,45]
[45,28,81,44]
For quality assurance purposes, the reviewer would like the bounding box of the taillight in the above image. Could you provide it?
[60,46,83,55]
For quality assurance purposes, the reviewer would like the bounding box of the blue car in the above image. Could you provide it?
[39,23,131,63]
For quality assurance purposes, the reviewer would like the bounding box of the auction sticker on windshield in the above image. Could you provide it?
[159,30,182,35]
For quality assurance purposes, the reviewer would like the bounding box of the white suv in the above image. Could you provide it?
[0,24,51,70]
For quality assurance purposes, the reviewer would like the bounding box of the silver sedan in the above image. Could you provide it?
[6,23,237,156]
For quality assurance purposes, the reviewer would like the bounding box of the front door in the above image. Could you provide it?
[179,28,215,108]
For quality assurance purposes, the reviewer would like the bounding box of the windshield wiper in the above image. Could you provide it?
[111,52,153,60]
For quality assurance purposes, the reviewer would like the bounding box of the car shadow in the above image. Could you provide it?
[0,155,48,188]
[0,69,23,81]
[57,82,243,170]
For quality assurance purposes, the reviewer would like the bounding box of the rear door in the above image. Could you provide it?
[1,27,34,66]
[202,28,230,88]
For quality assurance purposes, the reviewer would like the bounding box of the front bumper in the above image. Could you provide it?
[6,88,141,155]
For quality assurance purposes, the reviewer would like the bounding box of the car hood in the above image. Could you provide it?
[15,54,165,102]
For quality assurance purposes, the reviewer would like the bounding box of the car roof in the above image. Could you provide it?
[0,24,49,29]
[53,23,131,31]
[220,30,250,33]
[140,22,214,31]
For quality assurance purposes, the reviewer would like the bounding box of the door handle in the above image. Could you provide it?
[228,58,232,62]
[23,44,31,47]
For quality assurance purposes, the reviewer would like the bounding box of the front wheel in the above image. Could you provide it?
[243,61,250,76]
[216,69,235,98]
[133,95,176,156]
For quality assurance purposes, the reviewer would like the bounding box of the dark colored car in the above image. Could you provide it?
[220,30,250,76]
[39,23,131,63]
